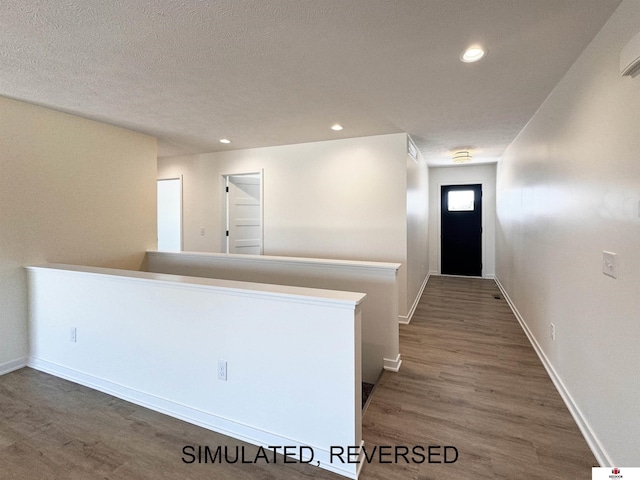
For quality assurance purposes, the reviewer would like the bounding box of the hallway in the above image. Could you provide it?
[361,275,596,479]
[0,276,596,479]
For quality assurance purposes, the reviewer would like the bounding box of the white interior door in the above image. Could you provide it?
[157,178,182,251]
[226,174,262,254]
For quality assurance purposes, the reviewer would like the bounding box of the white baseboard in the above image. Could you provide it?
[399,272,430,325]
[428,272,495,280]
[0,357,27,375]
[493,277,612,467]
[383,354,402,372]
[28,357,360,479]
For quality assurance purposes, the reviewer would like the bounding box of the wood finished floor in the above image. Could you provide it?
[0,276,596,479]
[361,276,597,479]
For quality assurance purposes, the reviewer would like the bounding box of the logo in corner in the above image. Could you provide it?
[612,468,621,475]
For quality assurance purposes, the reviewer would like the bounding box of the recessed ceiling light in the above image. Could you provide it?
[220,138,231,144]
[331,124,344,131]
[460,45,486,63]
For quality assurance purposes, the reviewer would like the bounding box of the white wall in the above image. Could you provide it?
[145,250,401,382]
[0,96,157,373]
[405,147,430,321]
[158,133,418,316]
[496,0,639,466]
[28,264,364,479]
[428,164,497,277]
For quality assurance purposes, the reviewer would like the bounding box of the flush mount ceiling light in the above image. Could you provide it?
[452,151,472,163]
[219,138,231,144]
[460,45,486,63]
[331,124,344,131]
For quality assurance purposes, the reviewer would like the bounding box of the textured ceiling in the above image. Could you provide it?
[0,0,622,165]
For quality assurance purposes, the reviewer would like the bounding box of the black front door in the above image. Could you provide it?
[441,184,482,276]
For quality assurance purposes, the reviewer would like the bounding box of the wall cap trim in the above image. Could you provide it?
[147,250,401,276]
[26,264,365,309]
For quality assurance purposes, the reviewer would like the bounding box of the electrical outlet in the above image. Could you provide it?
[70,327,77,343]
[200,227,205,236]
[550,323,556,341]
[217,360,227,381]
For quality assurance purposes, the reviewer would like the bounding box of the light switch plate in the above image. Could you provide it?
[603,251,617,278]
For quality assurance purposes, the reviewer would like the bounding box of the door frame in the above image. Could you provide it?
[157,176,183,251]
[220,170,264,254]
[437,180,486,277]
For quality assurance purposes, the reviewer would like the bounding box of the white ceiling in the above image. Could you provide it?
[0,0,621,165]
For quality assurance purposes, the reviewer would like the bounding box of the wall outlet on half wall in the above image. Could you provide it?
[550,323,556,341]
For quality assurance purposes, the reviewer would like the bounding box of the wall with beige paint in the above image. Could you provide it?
[0,96,157,371]
[405,147,430,320]
[158,133,429,318]
[496,0,640,466]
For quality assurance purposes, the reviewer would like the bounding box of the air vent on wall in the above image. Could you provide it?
[620,31,640,77]
[407,137,418,162]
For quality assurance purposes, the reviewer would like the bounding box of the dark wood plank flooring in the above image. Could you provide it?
[0,276,596,479]
[361,276,597,479]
